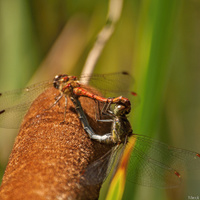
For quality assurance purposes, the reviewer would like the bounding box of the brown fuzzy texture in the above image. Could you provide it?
[0,85,112,200]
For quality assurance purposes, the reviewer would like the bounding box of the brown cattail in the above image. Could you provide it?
[0,85,112,200]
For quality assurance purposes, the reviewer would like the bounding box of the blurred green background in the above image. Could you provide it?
[0,1,200,200]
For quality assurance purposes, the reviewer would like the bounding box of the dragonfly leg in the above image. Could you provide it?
[95,101,114,123]
[101,100,116,116]
[70,96,114,144]
[47,93,63,110]
[60,96,68,124]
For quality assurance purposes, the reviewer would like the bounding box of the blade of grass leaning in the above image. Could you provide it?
[106,136,136,200]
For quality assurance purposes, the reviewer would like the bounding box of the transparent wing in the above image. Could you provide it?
[82,133,200,188]
[81,144,125,185]
[80,72,138,106]
[0,80,52,128]
[127,134,200,188]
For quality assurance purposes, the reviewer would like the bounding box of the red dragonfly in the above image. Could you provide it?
[0,72,135,128]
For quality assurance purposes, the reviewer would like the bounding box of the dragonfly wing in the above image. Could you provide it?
[127,134,200,188]
[81,144,124,185]
[127,148,182,188]
[81,72,138,103]
[0,102,34,128]
[88,72,134,96]
[0,80,52,128]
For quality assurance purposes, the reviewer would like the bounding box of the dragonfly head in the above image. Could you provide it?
[53,74,69,89]
[53,75,80,90]
[113,104,131,116]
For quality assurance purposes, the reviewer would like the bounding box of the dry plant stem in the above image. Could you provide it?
[0,85,112,200]
[81,0,124,83]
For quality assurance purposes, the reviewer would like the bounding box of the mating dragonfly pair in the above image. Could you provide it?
[0,72,200,188]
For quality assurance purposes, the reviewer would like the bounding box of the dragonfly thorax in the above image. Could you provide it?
[111,116,132,144]
[53,74,80,95]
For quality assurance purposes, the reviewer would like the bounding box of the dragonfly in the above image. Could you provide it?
[70,96,200,188]
[0,72,136,128]
[1,72,200,188]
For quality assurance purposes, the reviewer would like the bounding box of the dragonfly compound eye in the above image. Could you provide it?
[113,104,126,115]
[53,74,69,89]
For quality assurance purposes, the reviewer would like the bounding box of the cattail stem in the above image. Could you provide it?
[0,85,112,200]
